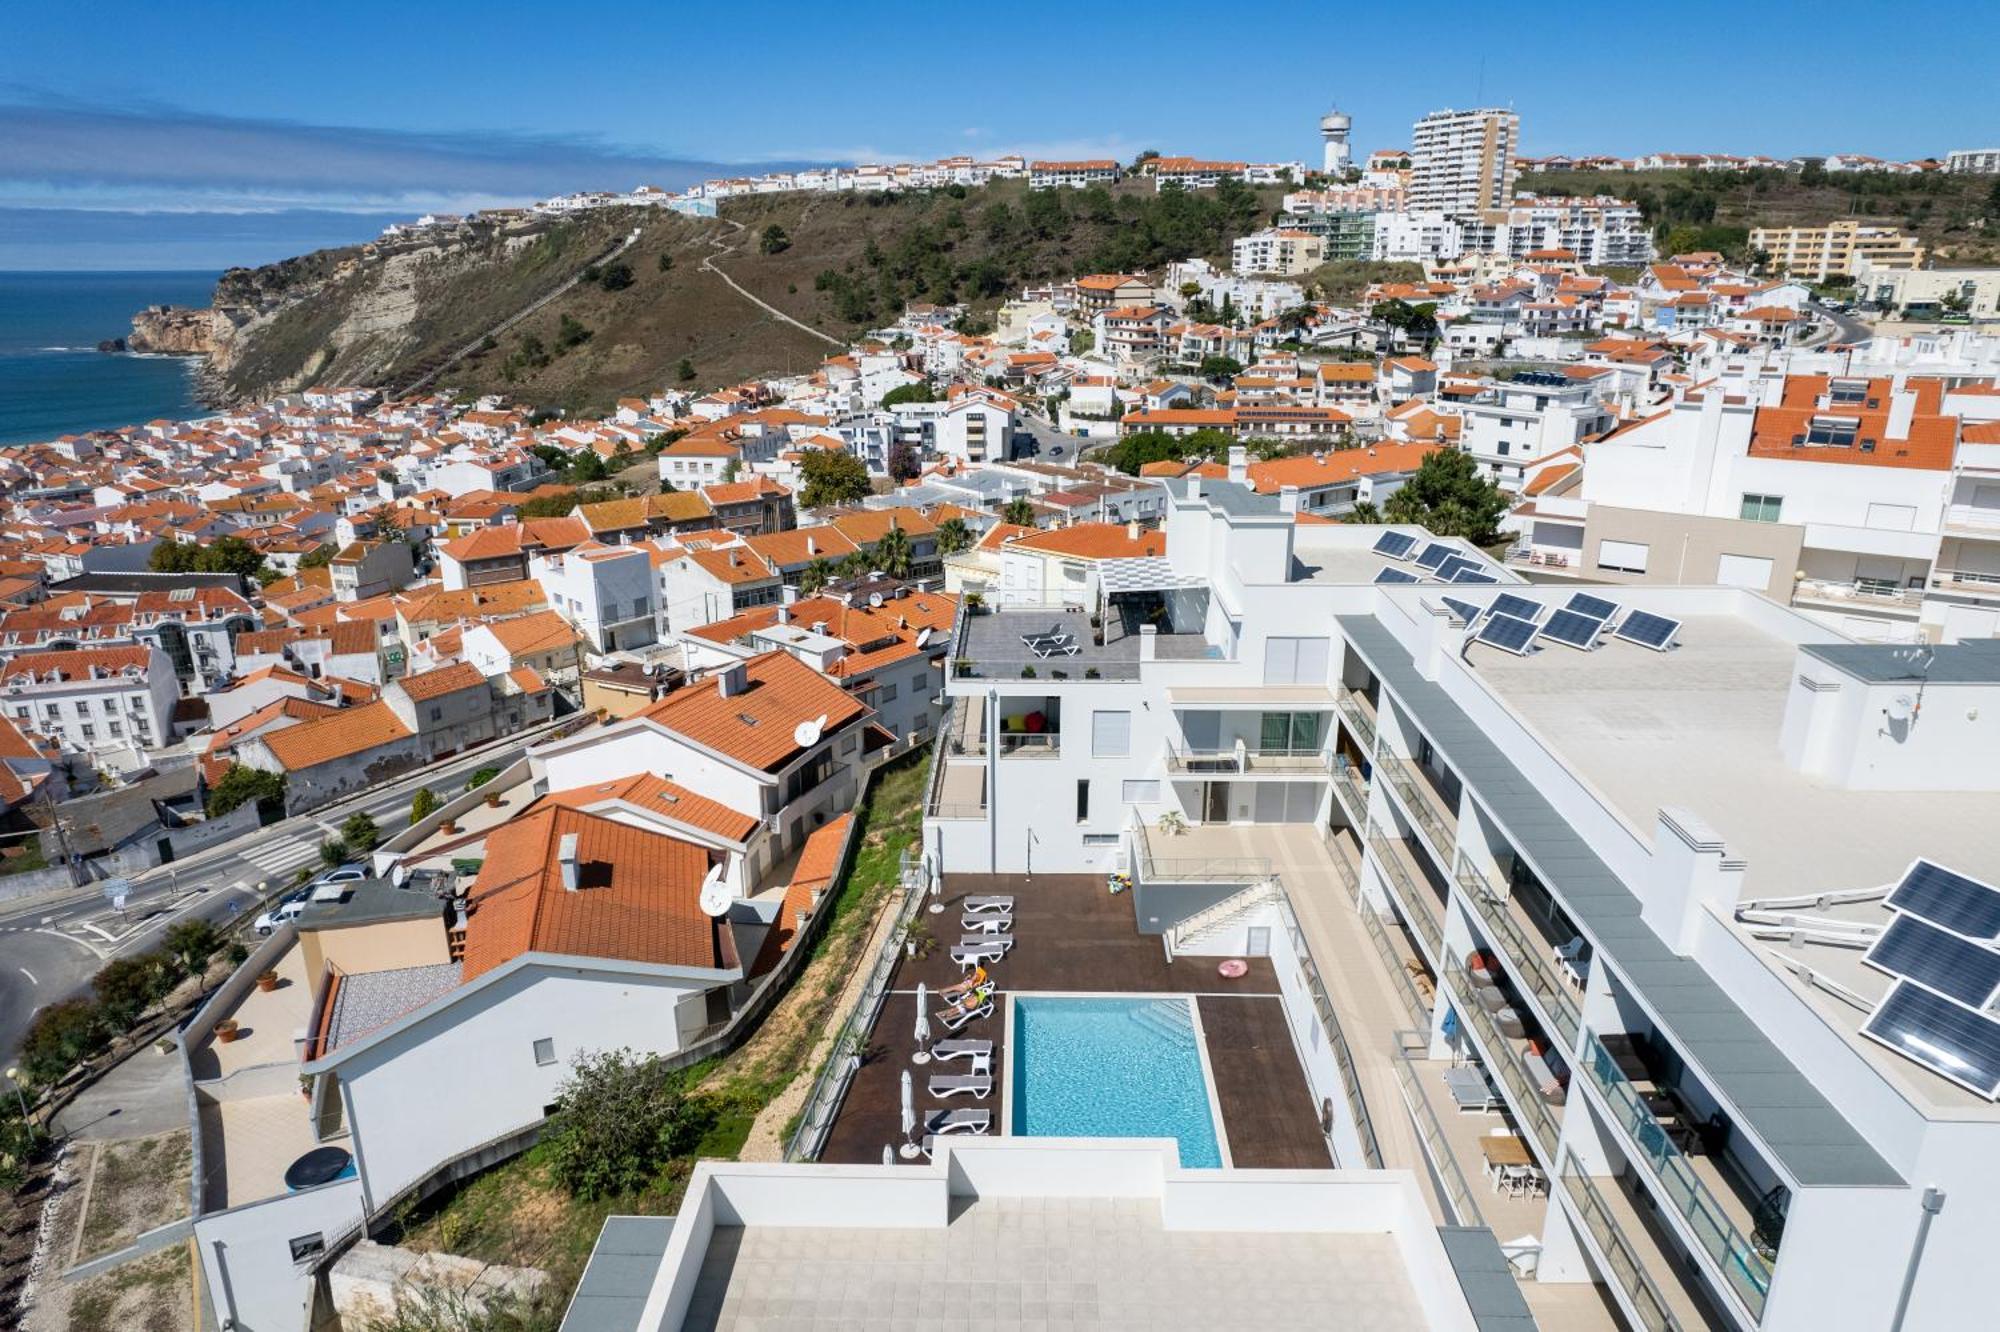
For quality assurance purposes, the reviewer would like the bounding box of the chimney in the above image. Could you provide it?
[1188,475,1202,499]
[1278,484,1301,514]
[781,582,799,605]
[1885,388,1918,442]
[1126,519,1140,540]
[805,535,817,556]
[776,604,790,623]
[717,662,748,697]
[558,833,581,892]
[1227,445,1248,484]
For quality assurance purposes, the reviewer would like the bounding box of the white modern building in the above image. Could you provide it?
[1409,107,1521,215]
[1,644,177,758]
[920,474,2000,1332]
[530,542,658,653]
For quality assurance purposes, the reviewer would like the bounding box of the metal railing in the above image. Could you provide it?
[1168,879,1278,948]
[1392,1030,1485,1229]
[1326,834,1362,905]
[1270,874,1384,1169]
[1446,955,1561,1165]
[1369,834,1443,955]
[1561,1155,1692,1332]
[1163,743,1332,775]
[1135,850,1272,884]
[1332,761,1371,826]
[1456,857,1581,1048]
[1336,690,1378,752]
[997,731,1060,755]
[1363,903,1433,1029]
[1382,758,1458,866]
[784,849,929,1162]
[1580,1032,1773,1319]
[1790,577,1923,609]
[1930,566,2000,595]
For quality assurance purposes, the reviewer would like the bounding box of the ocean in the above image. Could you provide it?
[0,270,221,447]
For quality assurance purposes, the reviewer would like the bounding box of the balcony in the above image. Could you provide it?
[1331,757,1371,827]
[1789,577,1923,616]
[1445,953,1565,1167]
[944,696,985,756]
[1942,503,2000,536]
[1163,740,1330,776]
[1369,834,1444,957]
[1929,566,2000,600]
[1561,1156,1728,1332]
[1381,757,1458,867]
[1456,858,1582,1048]
[1335,689,1378,752]
[996,731,1060,756]
[1580,1033,1774,1321]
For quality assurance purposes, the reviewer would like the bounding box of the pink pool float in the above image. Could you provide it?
[1216,958,1249,979]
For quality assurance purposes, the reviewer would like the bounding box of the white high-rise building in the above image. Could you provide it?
[1410,106,1520,214]
[1319,105,1353,174]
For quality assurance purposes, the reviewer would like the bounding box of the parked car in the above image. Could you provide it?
[253,891,311,936]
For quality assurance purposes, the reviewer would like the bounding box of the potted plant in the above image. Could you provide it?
[965,591,985,612]
[255,970,279,993]
[954,657,972,678]
[1084,667,1101,680]
[215,1019,240,1044]
[1156,810,1188,837]
[903,919,936,959]
[439,818,458,835]
[1021,665,1037,678]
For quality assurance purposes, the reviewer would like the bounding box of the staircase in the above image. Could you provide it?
[1168,879,1278,954]
[1127,998,1196,1045]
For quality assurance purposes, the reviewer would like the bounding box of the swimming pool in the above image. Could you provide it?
[1008,995,1226,1168]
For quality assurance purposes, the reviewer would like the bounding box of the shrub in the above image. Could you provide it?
[207,764,287,822]
[465,767,501,792]
[542,1049,703,1200]
[164,919,221,975]
[20,999,109,1085]
[91,952,179,1027]
[409,788,441,826]
[318,837,349,868]
[340,812,381,855]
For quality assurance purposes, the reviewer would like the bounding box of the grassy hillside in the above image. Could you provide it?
[1529,167,1999,264]
[212,178,1284,417]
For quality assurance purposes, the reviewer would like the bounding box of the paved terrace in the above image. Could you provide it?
[818,873,1328,1170]
[957,608,1214,682]
[681,1196,1430,1331]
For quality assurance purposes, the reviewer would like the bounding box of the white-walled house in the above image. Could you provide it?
[531,542,658,653]
[0,645,177,758]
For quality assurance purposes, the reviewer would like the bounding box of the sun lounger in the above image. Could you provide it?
[1030,637,1081,659]
[938,967,988,1001]
[962,913,1012,935]
[937,997,993,1032]
[952,941,1010,969]
[1444,1064,1500,1114]
[925,1109,990,1136]
[930,1038,992,1064]
[963,896,1015,915]
[960,934,1013,953]
[928,1074,992,1100]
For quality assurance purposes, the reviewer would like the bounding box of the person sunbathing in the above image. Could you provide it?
[938,984,992,1018]
[939,966,988,1001]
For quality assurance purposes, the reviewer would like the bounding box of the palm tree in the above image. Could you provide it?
[1001,498,1035,527]
[798,557,835,595]
[936,516,973,555]
[872,525,913,578]
[837,552,873,579]
[1344,500,1383,525]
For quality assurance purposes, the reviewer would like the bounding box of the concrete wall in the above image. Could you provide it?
[196,1179,365,1332]
[1579,503,1805,597]
[300,915,450,980]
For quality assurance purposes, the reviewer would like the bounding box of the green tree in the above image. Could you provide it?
[1001,497,1036,526]
[1197,354,1243,381]
[149,534,267,580]
[409,788,441,826]
[879,381,939,408]
[318,837,349,868]
[798,557,836,596]
[656,252,675,273]
[798,449,872,509]
[597,261,634,292]
[1344,500,1383,525]
[19,998,108,1085]
[676,357,697,383]
[340,812,381,855]
[555,313,593,352]
[542,1049,703,1200]
[207,764,286,822]
[297,544,337,570]
[91,952,177,1027]
[164,919,221,976]
[870,525,913,578]
[1382,450,1508,543]
[465,766,501,791]
[759,224,791,255]
[936,516,973,555]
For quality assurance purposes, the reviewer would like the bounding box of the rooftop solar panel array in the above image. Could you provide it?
[1489,593,1543,623]
[1860,862,2000,1099]
[1412,543,1455,572]
[1614,609,1681,651]
[1864,915,2000,1009]
[1887,861,2000,941]
[1441,597,1485,625]
[1863,980,2000,1099]
[1450,567,1500,584]
[1566,592,1621,621]
[1375,567,1420,585]
[1475,612,1540,656]
[1539,608,1607,651]
[1372,531,1418,559]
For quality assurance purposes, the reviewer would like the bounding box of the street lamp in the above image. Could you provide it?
[4,1066,28,1119]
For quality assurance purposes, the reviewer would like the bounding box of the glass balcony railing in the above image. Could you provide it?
[1332,761,1371,825]
[1560,1156,1691,1332]
[1362,904,1431,1029]
[1382,758,1457,865]
[1581,1033,1773,1320]
[1392,1032,1485,1230]
[1447,955,1560,1164]
[1456,857,1581,1048]
[1369,835,1442,955]
[1336,690,1378,752]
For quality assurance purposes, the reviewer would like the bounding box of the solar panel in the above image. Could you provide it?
[1441,597,1485,625]
[1489,593,1544,623]
[1374,567,1420,585]
[1412,543,1455,572]
[1539,608,1607,651]
[1888,861,2000,941]
[1614,610,1681,651]
[1862,980,2000,1099]
[1865,915,2000,1008]
[1435,555,1480,581]
[1566,592,1621,621]
[1475,612,1540,656]
[1371,531,1418,559]
[1450,568,1500,585]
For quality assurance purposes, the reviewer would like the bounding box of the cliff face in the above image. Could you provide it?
[128,306,229,355]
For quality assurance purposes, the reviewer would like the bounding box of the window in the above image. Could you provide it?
[877,682,898,704]
[288,1233,327,1264]
[1091,710,1131,758]
[1082,833,1120,846]
[428,705,443,722]
[1715,554,1773,590]
[1259,712,1323,753]
[1076,780,1090,822]
[1740,494,1784,523]
[533,1037,556,1066]
[1263,636,1330,685]
[1122,779,1161,804]
[1596,539,1650,574]
[1804,416,1858,447]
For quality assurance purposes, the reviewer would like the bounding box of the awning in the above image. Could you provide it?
[1099,557,1207,594]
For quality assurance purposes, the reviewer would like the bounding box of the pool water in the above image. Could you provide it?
[1010,995,1224,1168]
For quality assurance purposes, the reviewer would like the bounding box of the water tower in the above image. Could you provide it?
[1319,106,1352,174]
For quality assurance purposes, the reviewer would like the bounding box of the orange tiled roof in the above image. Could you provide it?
[397,660,486,701]
[257,700,412,769]
[640,650,868,772]
[540,773,759,844]
[1245,443,1438,493]
[460,806,732,981]
[1007,523,1164,560]
[749,813,852,974]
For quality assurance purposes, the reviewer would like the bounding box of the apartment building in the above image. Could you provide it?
[1028,159,1120,189]
[1456,371,1618,490]
[922,475,2000,1332]
[530,542,657,653]
[0,645,176,757]
[1409,107,1520,214]
[932,388,1020,464]
[1231,228,1326,277]
[1853,259,2000,318]
[1945,148,2000,174]
[327,539,415,603]
[1749,220,1926,281]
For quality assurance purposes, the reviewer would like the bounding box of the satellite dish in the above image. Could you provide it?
[869,591,885,608]
[793,713,827,748]
[914,626,932,648]
[698,862,732,918]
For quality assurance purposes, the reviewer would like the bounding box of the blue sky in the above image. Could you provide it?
[2,1,1995,268]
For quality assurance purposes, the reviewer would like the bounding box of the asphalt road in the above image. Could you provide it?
[0,723,560,1068]
[1806,301,1874,348]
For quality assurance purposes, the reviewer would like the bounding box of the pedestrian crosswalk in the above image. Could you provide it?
[237,838,322,880]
